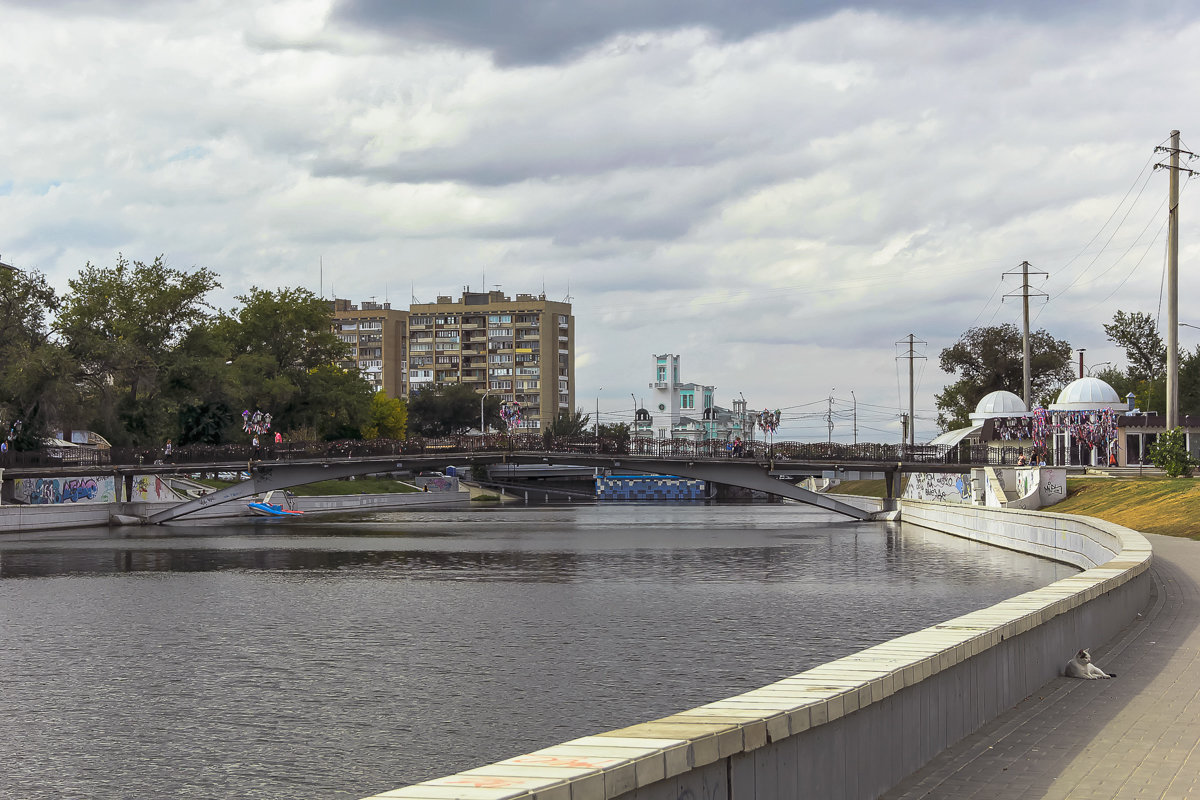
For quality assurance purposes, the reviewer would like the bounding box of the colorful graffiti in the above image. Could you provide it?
[902,472,972,503]
[13,476,118,505]
[130,475,185,502]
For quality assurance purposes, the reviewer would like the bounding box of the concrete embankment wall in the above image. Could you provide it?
[0,490,469,533]
[362,500,1152,800]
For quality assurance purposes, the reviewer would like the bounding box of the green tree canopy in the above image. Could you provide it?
[1104,310,1166,381]
[216,287,368,440]
[55,254,220,445]
[545,408,591,437]
[362,391,408,439]
[408,384,494,436]
[0,268,80,448]
[935,323,1073,431]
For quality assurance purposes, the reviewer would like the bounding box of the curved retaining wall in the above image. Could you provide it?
[360,500,1152,800]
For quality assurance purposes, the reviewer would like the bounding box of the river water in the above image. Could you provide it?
[0,503,1071,799]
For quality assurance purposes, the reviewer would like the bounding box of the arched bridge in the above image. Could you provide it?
[145,452,882,524]
[7,434,994,524]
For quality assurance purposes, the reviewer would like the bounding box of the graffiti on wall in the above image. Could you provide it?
[129,475,184,502]
[13,476,118,505]
[902,472,972,503]
[1039,467,1067,506]
[1016,468,1038,500]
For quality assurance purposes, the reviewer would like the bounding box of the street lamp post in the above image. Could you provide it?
[481,387,492,434]
[595,387,602,438]
[1084,361,1111,377]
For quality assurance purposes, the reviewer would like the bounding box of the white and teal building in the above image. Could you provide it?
[633,353,748,443]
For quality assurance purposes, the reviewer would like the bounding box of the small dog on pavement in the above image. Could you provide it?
[1065,648,1115,679]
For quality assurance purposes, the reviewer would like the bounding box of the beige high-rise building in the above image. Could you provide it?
[407,290,574,431]
[330,299,409,398]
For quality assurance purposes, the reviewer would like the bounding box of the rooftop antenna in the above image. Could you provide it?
[564,279,573,303]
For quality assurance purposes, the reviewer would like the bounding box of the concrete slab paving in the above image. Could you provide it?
[883,533,1200,800]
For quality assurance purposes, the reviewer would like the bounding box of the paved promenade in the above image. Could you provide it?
[884,533,1200,800]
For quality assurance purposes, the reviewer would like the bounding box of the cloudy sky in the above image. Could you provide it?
[4,0,1200,441]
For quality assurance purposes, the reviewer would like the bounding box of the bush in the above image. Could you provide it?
[1148,427,1196,478]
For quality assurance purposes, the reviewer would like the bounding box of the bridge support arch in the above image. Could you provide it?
[144,452,874,524]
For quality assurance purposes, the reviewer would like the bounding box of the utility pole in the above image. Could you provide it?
[1154,130,1198,429]
[1004,261,1048,410]
[851,390,857,445]
[896,334,926,447]
[827,391,834,445]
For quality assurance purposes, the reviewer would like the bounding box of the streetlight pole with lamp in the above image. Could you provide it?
[480,387,492,434]
[595,387,602,439]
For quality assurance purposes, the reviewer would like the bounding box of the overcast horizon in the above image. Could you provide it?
[4,0,1200,441]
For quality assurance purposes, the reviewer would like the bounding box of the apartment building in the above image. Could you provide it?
[330,299,409,397]
[407,290,574,431]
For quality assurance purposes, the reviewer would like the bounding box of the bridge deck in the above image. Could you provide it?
[883,533,1200,800]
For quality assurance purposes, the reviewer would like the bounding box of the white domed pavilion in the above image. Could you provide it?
[1050,377,1122,411]
[971,390,1028,420]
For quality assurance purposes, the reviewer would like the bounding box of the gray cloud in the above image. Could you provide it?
[329,0,1178,65]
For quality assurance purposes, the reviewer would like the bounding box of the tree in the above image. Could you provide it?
[1179,345,1200,418]
[935,324,1074,431]
[362,392,408,439]
[1148,427,1195,477]
[408,384,491,436]
[287,364,372,440]
[56,255,220,445]
[1104,310,1166,382]
[216,287,370,440]
[545,408,591,437]
[0,268,81,448]
[598,422,630,447]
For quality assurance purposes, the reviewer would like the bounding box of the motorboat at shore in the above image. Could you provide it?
[248,491,304,517]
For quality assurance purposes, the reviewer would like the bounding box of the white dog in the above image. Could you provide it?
[1065,648,1114,679]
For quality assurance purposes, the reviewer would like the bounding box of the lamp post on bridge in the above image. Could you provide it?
[481,387,492,434]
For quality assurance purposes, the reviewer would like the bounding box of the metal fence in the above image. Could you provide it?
[39,436,1037,468]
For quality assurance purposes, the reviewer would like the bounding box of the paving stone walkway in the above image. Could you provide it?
[883,533,1200,799]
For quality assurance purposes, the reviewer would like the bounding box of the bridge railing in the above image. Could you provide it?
[16,436,1034,470]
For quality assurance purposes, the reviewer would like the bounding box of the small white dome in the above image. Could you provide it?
[974,390,1027,416]
[1051,377,1121,410]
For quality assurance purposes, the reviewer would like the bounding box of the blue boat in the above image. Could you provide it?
[248,491,303,517]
